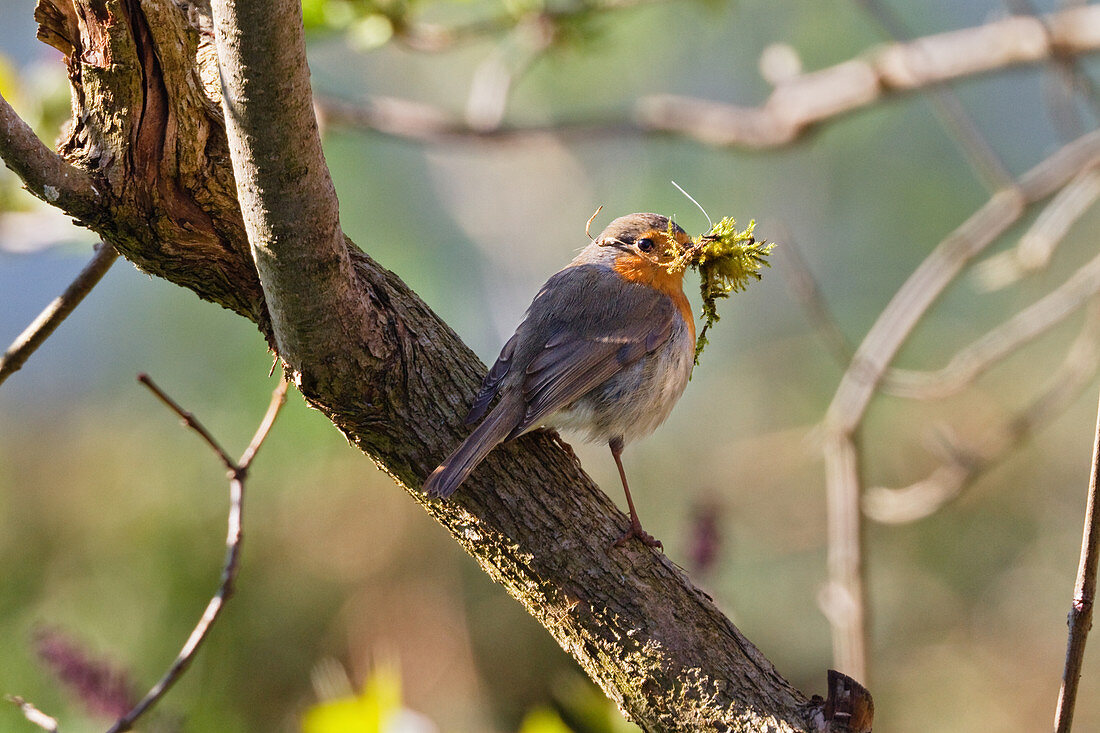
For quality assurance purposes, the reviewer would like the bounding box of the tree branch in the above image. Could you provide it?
[865,301,1100,523]
[0,242,118,386]
[641,7,1100,148]
[975,165,1100,290]
[1054,386,1100,733]
[0,0,805,728]
[315,6,1100,151]
[105,375,289,733]
[0,92,100,220]
[210,0,369,389]
[821,128,1100,682]
[852,0,1015,192]
[885,246,1100,400]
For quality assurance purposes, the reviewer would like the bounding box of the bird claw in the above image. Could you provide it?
[613,522,663,550]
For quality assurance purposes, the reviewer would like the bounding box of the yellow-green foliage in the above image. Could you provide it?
[692,218,774,364]
[302,664,402,733]
[666,217,774,366]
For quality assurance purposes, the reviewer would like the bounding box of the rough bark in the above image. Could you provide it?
[10,0,839,729]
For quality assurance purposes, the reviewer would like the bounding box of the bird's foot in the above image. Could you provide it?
[613,521,663,551]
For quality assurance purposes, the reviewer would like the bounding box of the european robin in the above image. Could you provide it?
[423,213,697,549]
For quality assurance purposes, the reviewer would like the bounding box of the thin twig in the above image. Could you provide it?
[314,94,638,143]
[820,430,868,683]
[886,247,1100,400]
[103,376,289,733]
[5,696,59,732]
[866,301,1100,523]
[828,129,1100,434]
[975,165,1100,290]
[854,0,1015,192]
[136,374,235,468]
[238,378,290,470]
[0,243,119,387]
[774,228,854,369]
[1005,0,1100,137]
[821,129,1100,682]
[1054,386,1100,733]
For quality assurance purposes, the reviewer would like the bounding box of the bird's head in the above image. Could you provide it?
[580,212,695,292]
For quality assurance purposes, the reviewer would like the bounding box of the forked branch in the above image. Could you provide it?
[105,375,289,733]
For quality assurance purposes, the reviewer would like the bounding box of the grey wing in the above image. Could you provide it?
[465,330,518,425]
[502,264,677,440]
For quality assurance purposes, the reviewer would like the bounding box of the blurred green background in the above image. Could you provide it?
[3,0,1100,730]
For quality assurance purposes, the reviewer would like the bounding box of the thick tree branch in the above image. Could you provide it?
[210,0,371,392]
[8,0,829,729]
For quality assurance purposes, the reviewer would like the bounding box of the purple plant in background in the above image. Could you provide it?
[687,500,723,575]
[33,627,135,719]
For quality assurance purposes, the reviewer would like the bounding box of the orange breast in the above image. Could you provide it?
[612,256,696,341]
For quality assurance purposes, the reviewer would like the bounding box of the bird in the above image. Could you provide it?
[423,212,698,549]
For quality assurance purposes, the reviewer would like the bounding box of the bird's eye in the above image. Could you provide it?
[636,238,655,253]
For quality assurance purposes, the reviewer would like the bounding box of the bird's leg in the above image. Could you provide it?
[609,436,662,550]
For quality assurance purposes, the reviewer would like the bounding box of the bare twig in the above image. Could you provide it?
[866,301,1100,523]
[318,6,1100,149]
[886,247,1100,400]
[975,165,1100,290]
[821,129,1100,682]
[135,374,234,468]
[103,375,289,733]
[5,696,59,732]
[639,6,1100,149]
[820,431,868,683]
[854,0,1015,192]
[314,94,637,143]
[237,378,290,469]
[1054,386,1100,733]
[0,93,99,219]
[0,243,119,387]
[1005,0,1100,137]
[775,230,854,369]
[828,129,1100,434]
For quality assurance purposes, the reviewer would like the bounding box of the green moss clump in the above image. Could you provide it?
[667,217,775,367]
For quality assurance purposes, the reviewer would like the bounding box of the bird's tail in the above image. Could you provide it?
[423,403,520,499]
